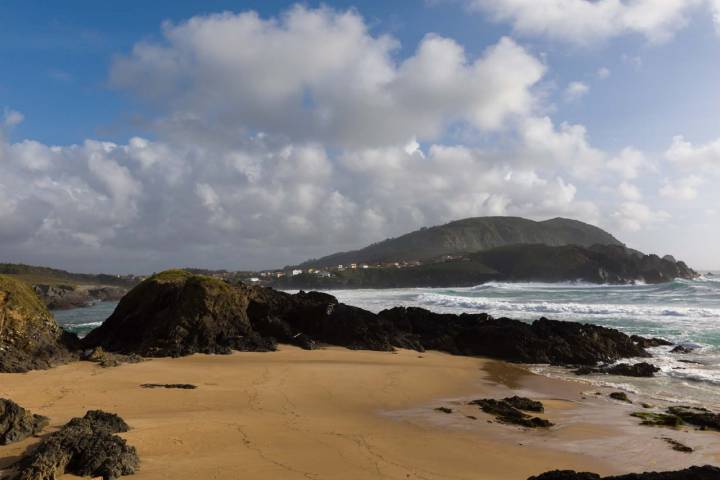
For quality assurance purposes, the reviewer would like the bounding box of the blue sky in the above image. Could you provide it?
[1,0,719,272]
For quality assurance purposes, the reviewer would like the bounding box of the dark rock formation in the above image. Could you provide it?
[667,406,720,431]
[630,336,673,348]
[662,437,693,453]
[80,347,143,368]
[609,392,631,403]
[14,410,138,480]
[83,270,275,357]
[670,344,698,354]
[141,384,197,389]
[84,271,654,369]
[0,275,79,373]
[502,396,544,413]
[434,407,453,414]
[0,399,48,445]
[528,465,720,479]
[575,362,659,377]
[631,411,684,428]
[470,399,552,428]
[375,309,649,365]
[632,406,720,431]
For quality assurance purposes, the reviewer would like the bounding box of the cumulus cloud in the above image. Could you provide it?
[466,0,713,45]
[0,128,603,270]
[597,67,611,79]
[2,108,24,128]
[659,175,703,200]
[612,202,670,232]
[110,7,544,148]
[1,5,675,271]
[665,135,720,173]
[607,147,652,180]
[618,182,642,201]
[564,81,589,102]
[517,116,605,178]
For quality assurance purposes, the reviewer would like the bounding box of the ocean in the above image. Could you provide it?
[54,275,720,408]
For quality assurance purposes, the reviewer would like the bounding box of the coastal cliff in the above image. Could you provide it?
[0,275,78,373]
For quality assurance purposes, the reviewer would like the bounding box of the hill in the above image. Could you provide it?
[299,217,623,268]
[0,263,137,288]
[275,244,697,289]
[0,263,139,310]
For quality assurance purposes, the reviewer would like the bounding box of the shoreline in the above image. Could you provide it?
[3,346,717,479]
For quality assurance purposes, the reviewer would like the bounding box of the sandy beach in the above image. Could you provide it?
[1,346,719,480]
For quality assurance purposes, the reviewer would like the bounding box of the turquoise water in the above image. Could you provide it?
[53,276,720,405]
[53,301,118,337]
[327,276,720,407]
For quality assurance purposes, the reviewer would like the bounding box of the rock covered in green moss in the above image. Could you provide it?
[0,275,78,373]
[83,270,275,357]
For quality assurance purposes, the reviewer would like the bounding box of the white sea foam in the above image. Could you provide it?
[414,292,720,319]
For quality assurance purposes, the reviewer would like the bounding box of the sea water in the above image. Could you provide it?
[53,275,720,407]
[326,276,720,408]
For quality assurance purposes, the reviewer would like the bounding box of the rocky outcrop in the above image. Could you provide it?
[83,270,275,357]
[574,362,660,377]
[470,398,552,428]
[0,399,48,445]
[0,275,79,373]
[631,405,720,431]
[528,465,720,479]
[84,271,653,368]
[630,336,673,348]
[14,410,139,480]
[33,284,127,310]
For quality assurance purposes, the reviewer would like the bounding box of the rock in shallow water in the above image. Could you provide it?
[14,410,138,480]
[0,398,48,445]
[574,362,659,378]
[470,398,552,428]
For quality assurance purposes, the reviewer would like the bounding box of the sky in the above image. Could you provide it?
[1,0,719,273]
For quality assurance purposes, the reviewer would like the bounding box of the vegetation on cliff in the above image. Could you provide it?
[300,216,624,268]
[0,275,78,372]
[82,270,274,356]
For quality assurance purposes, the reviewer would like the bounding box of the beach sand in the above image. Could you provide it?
[1,346,718,480]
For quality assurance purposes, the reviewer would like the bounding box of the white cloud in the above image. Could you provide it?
[659,175,703,200]
[1,5,688,271]
[467,0,711,45]
[564,81,589,102]
[607,147,652,179]
[612,201,670,232]
[665,135,720,173]
[3,108,24,127]
[597,67,611,79]
[713,0,720,33]
[110,7,544,148]
[518,116,605,179]
[618,182,643,201]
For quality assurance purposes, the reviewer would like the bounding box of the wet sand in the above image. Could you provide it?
[1,346,718,479]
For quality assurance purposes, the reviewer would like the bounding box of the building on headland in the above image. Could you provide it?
[292,269,303,276]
